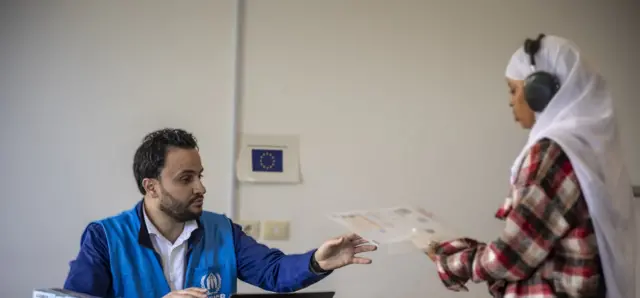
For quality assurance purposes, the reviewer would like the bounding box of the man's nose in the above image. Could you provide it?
[194,180,206,194]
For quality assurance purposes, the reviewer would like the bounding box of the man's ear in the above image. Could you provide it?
[142,178,159,197]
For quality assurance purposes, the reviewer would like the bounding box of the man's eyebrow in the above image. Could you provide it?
[175,169,204,176]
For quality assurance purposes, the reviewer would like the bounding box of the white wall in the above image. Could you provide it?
[0,1,237,297]
[1,1,638,298]
[237,1,640,298]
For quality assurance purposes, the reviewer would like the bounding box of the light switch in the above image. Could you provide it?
[236,220,261,239]
[263,220,290,241]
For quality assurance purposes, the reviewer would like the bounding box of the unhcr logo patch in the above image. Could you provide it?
[200,272,225,298]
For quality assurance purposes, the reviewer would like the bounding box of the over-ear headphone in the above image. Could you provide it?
[523,34,561,112]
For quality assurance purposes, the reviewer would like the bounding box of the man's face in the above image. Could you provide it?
[153,147,206,222]
[507,78,536,129]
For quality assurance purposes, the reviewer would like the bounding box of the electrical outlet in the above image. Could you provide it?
[236,220,261,239]
[263,220,290,241]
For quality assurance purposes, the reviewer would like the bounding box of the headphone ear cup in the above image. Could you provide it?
[524,72,560,113]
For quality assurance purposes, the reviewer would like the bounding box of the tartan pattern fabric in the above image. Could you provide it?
[434,138,604,297]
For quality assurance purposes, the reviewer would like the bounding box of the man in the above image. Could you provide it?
[63,128,376,298]
[424,35,636,297]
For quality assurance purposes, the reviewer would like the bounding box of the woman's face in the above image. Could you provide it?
[507,78,535,129]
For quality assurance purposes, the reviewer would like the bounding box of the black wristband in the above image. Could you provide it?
[310,253,328,274]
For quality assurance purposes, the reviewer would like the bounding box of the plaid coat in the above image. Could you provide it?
[434,138,605,297]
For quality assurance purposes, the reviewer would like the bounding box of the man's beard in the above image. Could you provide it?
[158,188,202,222]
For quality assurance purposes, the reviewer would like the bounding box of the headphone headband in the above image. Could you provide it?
[521,33,560,113]
[524,33,546,71]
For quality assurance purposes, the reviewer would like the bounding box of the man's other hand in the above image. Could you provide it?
[162,287,208,298]
[313,233,377,271]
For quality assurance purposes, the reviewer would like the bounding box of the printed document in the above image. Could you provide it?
[329,206,458,251]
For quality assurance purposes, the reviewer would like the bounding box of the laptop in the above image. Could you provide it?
[231,292,335,298]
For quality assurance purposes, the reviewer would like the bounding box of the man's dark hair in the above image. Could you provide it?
[133,128,198,194]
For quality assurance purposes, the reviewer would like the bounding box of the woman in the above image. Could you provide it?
[426,35,636,297]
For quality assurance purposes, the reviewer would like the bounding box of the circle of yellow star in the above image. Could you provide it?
[259,152,276,170]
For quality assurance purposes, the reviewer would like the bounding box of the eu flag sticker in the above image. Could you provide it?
[251,149,284,172]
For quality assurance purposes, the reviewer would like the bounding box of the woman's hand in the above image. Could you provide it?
[424,241,439,262]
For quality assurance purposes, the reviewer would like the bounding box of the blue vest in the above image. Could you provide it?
[99,205,237,298]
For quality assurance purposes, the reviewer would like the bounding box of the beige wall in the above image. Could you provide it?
[1,1,638,297]
[238,2,639,297]
[0,1,237,296]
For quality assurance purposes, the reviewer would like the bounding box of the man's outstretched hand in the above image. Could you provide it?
[313,233,377,271]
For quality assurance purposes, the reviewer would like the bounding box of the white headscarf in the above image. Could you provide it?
[506,35,636,298]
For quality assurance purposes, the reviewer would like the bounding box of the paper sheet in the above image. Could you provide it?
[329,206,458,252]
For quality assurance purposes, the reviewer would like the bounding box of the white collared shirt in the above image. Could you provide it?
[143,208,198,291]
